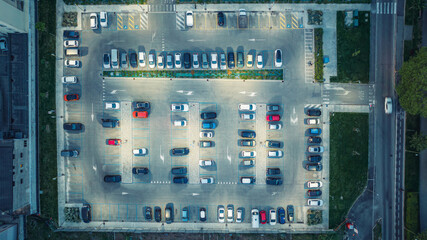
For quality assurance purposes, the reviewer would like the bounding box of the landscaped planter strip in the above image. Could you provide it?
[103,69,284,80]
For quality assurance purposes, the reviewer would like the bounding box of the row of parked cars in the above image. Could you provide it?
[250,205,294,227]
[304,108,323,172]
[103,49,283,70]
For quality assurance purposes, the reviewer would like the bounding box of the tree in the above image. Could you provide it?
[410,132,427,151]
[415,229,427,240]
[396,47,427,117]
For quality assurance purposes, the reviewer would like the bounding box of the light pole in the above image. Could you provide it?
[74,3,85,12]
[51,53,63,60]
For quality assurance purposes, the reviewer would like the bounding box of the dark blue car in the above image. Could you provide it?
[278,207,286,224]
[308,128,322,135]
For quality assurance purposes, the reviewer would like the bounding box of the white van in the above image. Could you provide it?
[90,13,98,29]
[111,49,119,69]
[241,177,255,184]
[186,11,194,27]
[65,49,79,56]
[251,209,259,228]
[62,76,77,84]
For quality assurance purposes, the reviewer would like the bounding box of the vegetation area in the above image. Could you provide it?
[177,0,371,4]
[314,28,324,82]
[334,11,370,83]
[373,220,382,240]
[307,209,322,225]
[64,0,145,5]
[103,69,284,80]
[329,113,369,229]
[403,0,424,61]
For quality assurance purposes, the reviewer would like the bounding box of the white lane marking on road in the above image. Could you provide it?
[239,91,246,94]
[227,146,231,163]
[122,192,128,195]
[187,39,206,42]
[92,164,97,171]
[91,103,94,121]
[249,92,257,97]
[110,89,125,94]
[376,2,379,14]
[152,32,156,42]
[192,193,199,196]
[290,106,298,124]
[272,192,278,196]
[248,38,265,42]
[160,145,164,163]
[185,91,193,95]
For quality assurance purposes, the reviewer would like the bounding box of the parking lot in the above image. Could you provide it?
[59,8,328,230]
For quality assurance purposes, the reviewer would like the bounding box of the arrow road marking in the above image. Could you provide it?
[91,103,94,121]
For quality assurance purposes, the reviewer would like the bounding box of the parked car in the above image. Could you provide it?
[201,112,217,119]
[267,105,280,111]
[247,53,254,67]
[106,139,121,145]
[171,103,189,112]
[175,52,182,68]
[81,204,91,223]
[90,13,98,29]
[306,118,320,125]
[307,109,321,116]
[166,54,174,69]
[308,199,323,206]
[260,210,267,224]
[134,101,150,110]
[63,30,79,39]
[307,190,322,197]
[241,151,256,158]
[218,12,225,26]
[227,52,235,69]
[308,136,322,144]
[103,53,111,69]
[274,49,282,67]
[165,205,173,224]
[308,128,322,135]
[242,159,255,166]
[199,160,214,167]
[105,102,120,109]
[200,177,214,184]
[385,97,392,114]
[64,94,79,101]
[200,141,213,148]
[211,53,218,69]
[218,206,225,223]
[202,53,209,69]
[138,52,146,67]
[266,140,282,148]
[266,115,280,121]
[200,208,207,221]
[241,177,255,184]
[64,60,80,68]
[238,103,256,111]
[172,148,189,156]
[266,168,281,175]
[256,53,263,69]
[200,131,213,138]
[307,146,324,153]
[268,150,283,158]
[148,53,156,68]
[63,123,83,131]
[287,205,294,223]
[145,207,152,220]
[202,122,216,129]
[241,131,256,138]
[220,53,227,70]
[269,123,282,130]
[251,209,259,228]
[104,175,121,183]
[305,162,323,171]
[184,52,191,69]
[157,54,164,69]
[129,52,137,68]
[171,167,187,174]
[61,150,79,157]
[62,76,78,84]
[182,207,189,222]
[192,53,199,68]
[241,113,255,120]
[173,176,188,184]
[173,120,187,127]
[121,52,128,68]
[227,205,234,222]
[100,12,108,27]
[133,148,148,156]
[266,177,282,185]
[133,111,148,118]
[269,209,277,225]
[132,167,149,175]
[155,207,161,222]
[186,11,194,27]
[307,181,323,188]
[236,208,243,223]
[308,155,322,162]
[237,52,244,68]
[239,140,256,147]
[64,40,79,47]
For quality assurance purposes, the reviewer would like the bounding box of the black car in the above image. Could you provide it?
[307,109,321,116]
[184,52,191,69]
[132,167,149,175]
[101,119,119,128]
[171,167,187,175]
[267,105,280,111]
[287,205,294,223]
[308,136,322,144]
[266,168,281,175]
[130,52,137,68]
[173,176,188,184]
[134,101,150,110]
[104,175,122,183]
[81,204,91,223]
[241,131,256,138]
[227,52,235,69]
[266,140,282,148]
[155,207,161,222]
[218,12,225,26]
[103,53,110,67]
[172,148,189,156]
[63,30,79,39]
[145,207,152,220]
[305,163,323,171]
[308,155,322,163]
[61,150,79,157]
[237,52,244,68]
[307,190,322,197]
[266,177,283,185]
[201,112,217,119]
[63,123,83,131]
[239,140,255,147]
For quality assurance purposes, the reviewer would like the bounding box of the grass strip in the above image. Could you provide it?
[314,28,324,82]
[329,113,369,229]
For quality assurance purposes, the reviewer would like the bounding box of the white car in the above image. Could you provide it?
[236,208,243,223]
[307,181,323,188]
[308,199,323,206]
[385,97,392,114]
[256,54,263,69]
[211,53,218,69]
[105,102,120,109]
[64,60,80,68]
[218,207,225,223]
[307,146,324,153]
[199,160,214,166]
[171,103,189,112]
[275,49,283,67]
[269,123,282,130]
[133,148,147,156]
[200,131,213,138]
[62,76,77,84]
[166,54,173,69]
[227,206,234,222]
[241,151,256,158]
[157,55,164,69]
[306,118,320,125]
[238,103,256,111]
[175,52,182,69]
[241,113,255,120]
[186,11,194,27]
[200,177,214,184]
[268,150,283,158]
[90,13,98,29]
[138,52,146,67]
[63,40,79,47]
[148,53,155,68]
[100,12,108,27]
[103,53,111,69]
[173,120,187,127]
[220,53,227,70]
[192,53,199,68]
[269,209,276,225]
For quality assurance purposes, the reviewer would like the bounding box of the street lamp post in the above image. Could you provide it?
[74,3,85,12]
[51,53,63,60]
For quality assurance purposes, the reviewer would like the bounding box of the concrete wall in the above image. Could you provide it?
[0,0,29,34]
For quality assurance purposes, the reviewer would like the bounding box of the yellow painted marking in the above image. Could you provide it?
[117,14,123,30]
[292,15,298,29]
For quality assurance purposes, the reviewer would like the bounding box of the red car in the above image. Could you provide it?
[106,139,121,145]
[133,111,148,118]
[266,115,280,121]
[260,210,267,224]
[64,94,79,101]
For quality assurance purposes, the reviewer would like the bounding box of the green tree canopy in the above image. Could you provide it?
[397,47,427,116]
[410,132,427,151]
